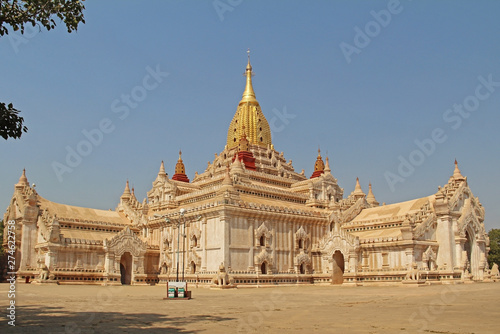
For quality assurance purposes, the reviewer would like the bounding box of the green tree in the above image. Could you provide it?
[0,103,27,139]
[0,0,86,140]
[488,228,500,268]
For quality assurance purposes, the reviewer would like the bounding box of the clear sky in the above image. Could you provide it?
[1,0,499,230]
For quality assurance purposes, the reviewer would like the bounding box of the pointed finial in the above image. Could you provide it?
[241,50,256,102]
[15,168,29,188]
[352,177,365,197]
[222,164,233,187]
[310,149,325,178]
[367,182,379,206]
[121,180,131,198]
[159,160,166,174]
[324,156,331,174]
[246,48,252,70]
[172,150,189,182]
[453,159,464,180]
[19,168,28,184]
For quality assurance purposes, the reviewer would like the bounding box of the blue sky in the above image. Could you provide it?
[1,0,499,230]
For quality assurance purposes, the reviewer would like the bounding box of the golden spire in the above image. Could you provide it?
[314,149,325,172]
[175,150,185,175]
[310,149,325,179]
[241,49,257,103]
[227,51,272,149]
[172,150,190,182]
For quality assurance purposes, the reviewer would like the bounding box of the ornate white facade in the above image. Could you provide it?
[2,57,492,286]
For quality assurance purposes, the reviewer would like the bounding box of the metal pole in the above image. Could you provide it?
[182,217,185,281]
[176,222,180,282]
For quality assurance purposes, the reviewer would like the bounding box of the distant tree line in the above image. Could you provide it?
[488,229,500,268]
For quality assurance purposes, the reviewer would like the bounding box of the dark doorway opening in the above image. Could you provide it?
[332,250,344,285]
[120,252,132,285]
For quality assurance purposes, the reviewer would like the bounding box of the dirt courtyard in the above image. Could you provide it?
[1,282,499,333]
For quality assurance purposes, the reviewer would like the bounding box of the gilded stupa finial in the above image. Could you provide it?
[172,150,189,183]
[241,49,256,103]
[227,51,272,149]
[310,148,325,178]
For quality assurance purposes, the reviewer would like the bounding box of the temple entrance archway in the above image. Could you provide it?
[464,231,472,271]
[332,250,344,284]
[120,252,132,285]
[299,263,306,274]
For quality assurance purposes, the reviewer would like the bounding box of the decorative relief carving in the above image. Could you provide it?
[295,225,309,250]
[255,248,273,266]
[187,249,202,268]
[104,226,147,257]
[255,221,272,246]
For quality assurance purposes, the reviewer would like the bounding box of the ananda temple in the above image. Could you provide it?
[2,55,493,286]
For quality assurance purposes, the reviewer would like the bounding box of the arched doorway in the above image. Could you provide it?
[261,262,267,274]
[190,261,196,274]
[464,231,472,272]
[120,252,132,285]
[332,250,344,285]
[299,263,306,274]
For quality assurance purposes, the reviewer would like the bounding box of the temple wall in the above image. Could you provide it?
[55,248,105,270]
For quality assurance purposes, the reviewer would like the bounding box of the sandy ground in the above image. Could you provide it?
[0,282,499,333]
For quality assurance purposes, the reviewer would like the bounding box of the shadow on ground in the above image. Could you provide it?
[3,305,235,333]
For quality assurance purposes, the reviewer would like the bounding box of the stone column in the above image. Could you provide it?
[115,255,121,273]
[220,212,231,269]
[362,250,369,271]
[19,220,36,270]
[272,222,277,273]
[349,252,357,274]
[248,220,254,271]
[405,248,414,269]
[288,224,294,272]
[435,215,454,271]
[455,237,465,270]
[202,219,207,271]
[104,253,113,274]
